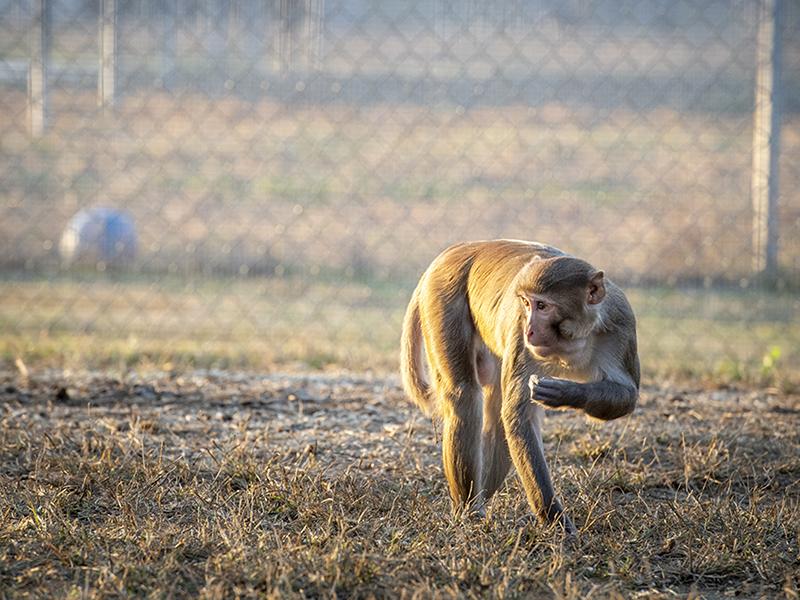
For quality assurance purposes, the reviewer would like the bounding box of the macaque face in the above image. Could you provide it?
[519,291,591,359]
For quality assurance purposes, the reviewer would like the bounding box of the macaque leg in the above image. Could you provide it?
[480,383,511,502]
[501,361,576,533]
[439,379,483,513]
[421,294,485,514]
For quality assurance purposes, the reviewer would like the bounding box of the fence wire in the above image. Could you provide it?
[1,0,799,378]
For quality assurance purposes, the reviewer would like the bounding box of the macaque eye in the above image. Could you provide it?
[535,301,547,311]
[520,296,531,309]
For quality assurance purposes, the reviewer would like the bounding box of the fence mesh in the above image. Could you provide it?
[1,0,799,379]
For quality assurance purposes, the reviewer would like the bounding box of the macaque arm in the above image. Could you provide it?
[531,339,639,421]
[581,376,637,420]
[533,377,636,419]
[531,373,637,421]
[501,346,576,533]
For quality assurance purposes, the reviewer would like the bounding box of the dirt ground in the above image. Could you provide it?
[1,369,799,598]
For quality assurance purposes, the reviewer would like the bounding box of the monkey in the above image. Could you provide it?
[400,239,639,534]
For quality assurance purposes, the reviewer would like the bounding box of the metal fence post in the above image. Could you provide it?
[160,0,177,90]
[751,0,783,280]
[28,0,50,136]
[98,0,117,108]
[305,0,324,70]
[277,0,292,73]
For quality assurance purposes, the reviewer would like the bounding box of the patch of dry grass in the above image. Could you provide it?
[2,276,799,386]
[1,370,798,598]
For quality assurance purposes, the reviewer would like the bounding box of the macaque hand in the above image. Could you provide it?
[529,375,582,409]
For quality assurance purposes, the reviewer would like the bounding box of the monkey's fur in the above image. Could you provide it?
[400,240,639,533]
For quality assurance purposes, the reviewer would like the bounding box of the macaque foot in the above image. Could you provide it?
[451,498,487,521]
[560,513,578,537]
[515,512,578,538]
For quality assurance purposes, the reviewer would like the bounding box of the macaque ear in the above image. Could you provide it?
[587,270,605,305]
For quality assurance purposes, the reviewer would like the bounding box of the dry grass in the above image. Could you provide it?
[1,369,798,598]
[2,275,799,388]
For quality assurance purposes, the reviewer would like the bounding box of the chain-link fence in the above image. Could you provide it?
[1,0,799,379]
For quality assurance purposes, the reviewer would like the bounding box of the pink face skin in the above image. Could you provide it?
[519,272,606,359]
[520,294,581,358]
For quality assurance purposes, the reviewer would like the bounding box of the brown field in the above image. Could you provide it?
[2,88,800,388]
[1,369,798,598]
[2,20,800,595]
[3,13,800,597]
[2,274,800,388]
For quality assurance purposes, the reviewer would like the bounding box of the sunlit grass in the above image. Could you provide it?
[2,275,798,388]
[0,369,797,597]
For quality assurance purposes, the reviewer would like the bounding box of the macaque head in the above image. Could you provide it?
[517,256,605,359]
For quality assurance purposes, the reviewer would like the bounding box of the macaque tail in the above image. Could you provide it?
[400,287,435,415]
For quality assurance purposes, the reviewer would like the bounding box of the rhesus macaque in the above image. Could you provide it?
[400,240,639,533]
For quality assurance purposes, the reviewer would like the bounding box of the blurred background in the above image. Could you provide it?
[0,0,798,384]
